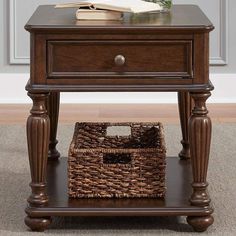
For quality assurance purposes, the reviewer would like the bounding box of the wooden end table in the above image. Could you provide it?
[24,5,214,232]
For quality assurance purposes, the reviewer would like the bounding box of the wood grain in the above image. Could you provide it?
[48,40,192,78]
[25,5,213,32]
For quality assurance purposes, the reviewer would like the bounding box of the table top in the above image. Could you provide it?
[25,5,213,32]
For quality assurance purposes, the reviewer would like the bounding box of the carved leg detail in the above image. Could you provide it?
[178,92,193,160]
[188,91,213,231]
[47,92,60,160]
[25,216,52,232]
[187,216,214,232]
[189,92,212,207]
[26,92,51,230]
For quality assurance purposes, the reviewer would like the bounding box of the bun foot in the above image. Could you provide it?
[25,216,52,232]
[187,215,214,232]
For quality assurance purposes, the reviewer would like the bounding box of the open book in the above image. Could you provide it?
[76,9,123,20]
[55,0,163,14]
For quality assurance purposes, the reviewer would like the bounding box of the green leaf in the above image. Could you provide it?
[144,0,172,9]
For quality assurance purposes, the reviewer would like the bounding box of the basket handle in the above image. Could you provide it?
[103,153,132,164]
[106,125,131,137]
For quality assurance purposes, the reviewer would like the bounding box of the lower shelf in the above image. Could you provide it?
[26,157,213,217]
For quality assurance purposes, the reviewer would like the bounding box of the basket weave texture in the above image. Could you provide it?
[68,122,166,198]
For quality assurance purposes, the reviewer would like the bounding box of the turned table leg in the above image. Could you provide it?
[25,92,52,231]
[178,92,193,160]
[187,91,214,232]
[46,92,60,160]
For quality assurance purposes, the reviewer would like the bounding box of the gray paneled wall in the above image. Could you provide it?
[2,0,235,73]
[174,0,228,65]
[9,0,73,64]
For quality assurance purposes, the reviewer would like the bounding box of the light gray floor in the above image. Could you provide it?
[0,124,236,235]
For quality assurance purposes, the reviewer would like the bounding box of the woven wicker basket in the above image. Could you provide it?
[68,122,166,198]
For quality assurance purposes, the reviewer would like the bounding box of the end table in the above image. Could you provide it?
[24,5,214,232]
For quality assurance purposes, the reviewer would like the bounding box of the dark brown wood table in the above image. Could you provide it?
[24,5,214,232]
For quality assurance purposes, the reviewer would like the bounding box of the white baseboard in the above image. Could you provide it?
[0,73,235,104]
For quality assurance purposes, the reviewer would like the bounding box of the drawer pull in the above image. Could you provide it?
[114,55,125,66]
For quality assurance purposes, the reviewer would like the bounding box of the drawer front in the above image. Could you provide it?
[47,40,193,79]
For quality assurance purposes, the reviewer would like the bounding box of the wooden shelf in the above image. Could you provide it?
[26,157,213,217]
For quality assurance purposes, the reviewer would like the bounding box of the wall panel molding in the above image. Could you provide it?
[9,0,29,64]
[9,0,228,65]
[210,0,228,65]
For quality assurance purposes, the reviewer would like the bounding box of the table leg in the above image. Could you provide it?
[187,91,214,232]
[47,92,60,160]
[25,92,52,231]
[178,91,193,160]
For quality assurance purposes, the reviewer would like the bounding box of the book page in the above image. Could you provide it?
[55,0,162,13]
[94,0,162,13]
[76,9,123,20]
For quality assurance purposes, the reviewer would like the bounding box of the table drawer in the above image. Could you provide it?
[47,40,193,79]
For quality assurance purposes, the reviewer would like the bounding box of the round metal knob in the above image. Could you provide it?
[114,55,125,66]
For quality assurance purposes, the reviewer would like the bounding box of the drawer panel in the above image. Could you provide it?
[47,40,193,78]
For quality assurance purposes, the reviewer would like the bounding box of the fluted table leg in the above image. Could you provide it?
[187,91,214,232]
[25,92,52,231]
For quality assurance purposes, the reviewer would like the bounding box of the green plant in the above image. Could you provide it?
[144,0,172,9]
